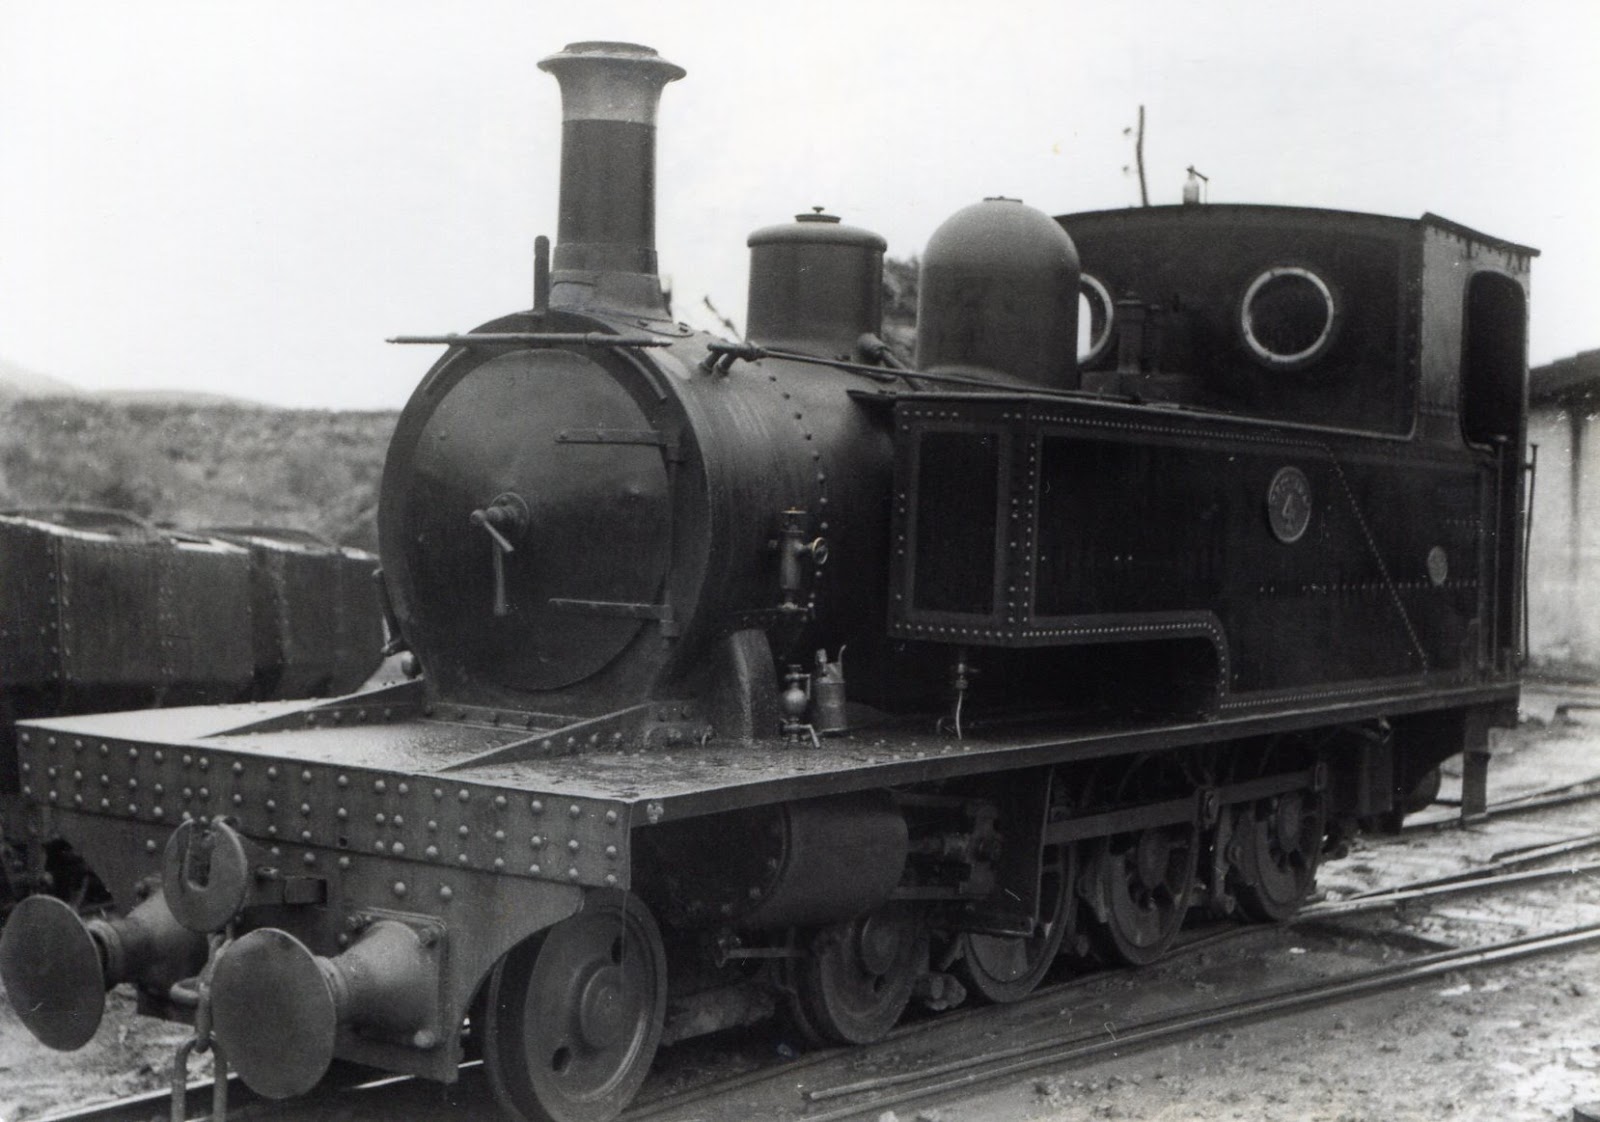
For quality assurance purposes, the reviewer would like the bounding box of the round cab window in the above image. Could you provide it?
[1239,266,1339,369]
[1078,273,1115,366]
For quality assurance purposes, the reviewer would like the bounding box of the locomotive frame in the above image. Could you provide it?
[0,39,1533,1122]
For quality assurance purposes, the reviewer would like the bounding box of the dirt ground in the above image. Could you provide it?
[3,690,1600,1122]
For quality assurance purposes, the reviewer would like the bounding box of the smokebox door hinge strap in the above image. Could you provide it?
[555,427,683,463]
[548,598,679,637]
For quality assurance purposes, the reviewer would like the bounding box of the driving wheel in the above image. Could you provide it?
[1084,757,1198,967]
[786,904,925,1045]
[957,843,1076,1003]
[1232,785,1326,923]
[482,891,667,1122]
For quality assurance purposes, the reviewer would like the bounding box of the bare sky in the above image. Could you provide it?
[2,0,1595,409]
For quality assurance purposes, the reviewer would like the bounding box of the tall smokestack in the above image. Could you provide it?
[537,41,685,316]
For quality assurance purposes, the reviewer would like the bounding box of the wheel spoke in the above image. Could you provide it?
[1231,772,1327,924]
[957,842,1076,1003]
[790,904,925,1043]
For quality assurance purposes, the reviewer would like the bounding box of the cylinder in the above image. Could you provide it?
[915,197,1082,389]
[537,42,684,292]
[746,211,887,359]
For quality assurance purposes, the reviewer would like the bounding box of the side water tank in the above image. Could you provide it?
[746,210,887,359]
[916,197,1081,389]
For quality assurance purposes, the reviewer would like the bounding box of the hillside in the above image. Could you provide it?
[0,357,81,400]
[0,398,395,551]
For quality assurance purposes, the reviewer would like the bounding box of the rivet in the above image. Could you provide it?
[153,806,165,819]
[198,757,210,771]
[337,807,348,820]
[375,840,387,852]
[493,857,505,870]
[458,825,469,837]
[301,830,312,842]
[16,732,26,745]
[393,881,407,898]
[605,845,618,858]
[304,852,317,866]
[129,747,139,760]
[567,867,580,880]
[458,789,470,803]
[569,804,581,818]
[433,788,444,800]
[458,854,470,864]
[530,800,544,814]
[398,783,409,795]
[301,803,311,815]
[232,762,243,775]
[199,787,209,799]
[127,777,138,790]
[393,814,404,827]
[495,795,507,809]
[374,779,387,793]
[267,799,277,811]
[267,766,278,779]
[99,797,109,809]
[232,794,243,806]
[376,813,387,825]
[530,835,544,849]
[427,820,438,832]
[146,839,158,853]
[568,840,580,853]
[100,744,110,757]
[337,774,349,787]
[301,770,312,782]
[338,856,351,870]
[439,885,453,902]
[73,770,83,782]
[393,842,406,856]
[529,864,542,875]
[270,846,281,858]
[426,845,439,858]
[101,774,110,786]
[605,810,618,825]
[605,874,618,886]
[182,754,192,767]
[267,824,278,835]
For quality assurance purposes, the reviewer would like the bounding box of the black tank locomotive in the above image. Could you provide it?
[0,41,1533,1122]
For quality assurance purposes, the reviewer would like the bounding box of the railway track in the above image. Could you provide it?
[29,786,1600,1122]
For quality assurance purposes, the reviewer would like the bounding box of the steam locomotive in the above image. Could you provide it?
[0,41,1533,1122]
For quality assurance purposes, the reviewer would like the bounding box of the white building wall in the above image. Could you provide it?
[1528,402,1600,672]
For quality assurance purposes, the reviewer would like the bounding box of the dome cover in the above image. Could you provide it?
[915,198,1081,388]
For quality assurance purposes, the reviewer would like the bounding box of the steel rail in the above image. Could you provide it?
[798,922,1600,1119]
[1300,859,1600,917]
[1405,773,1600,831]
